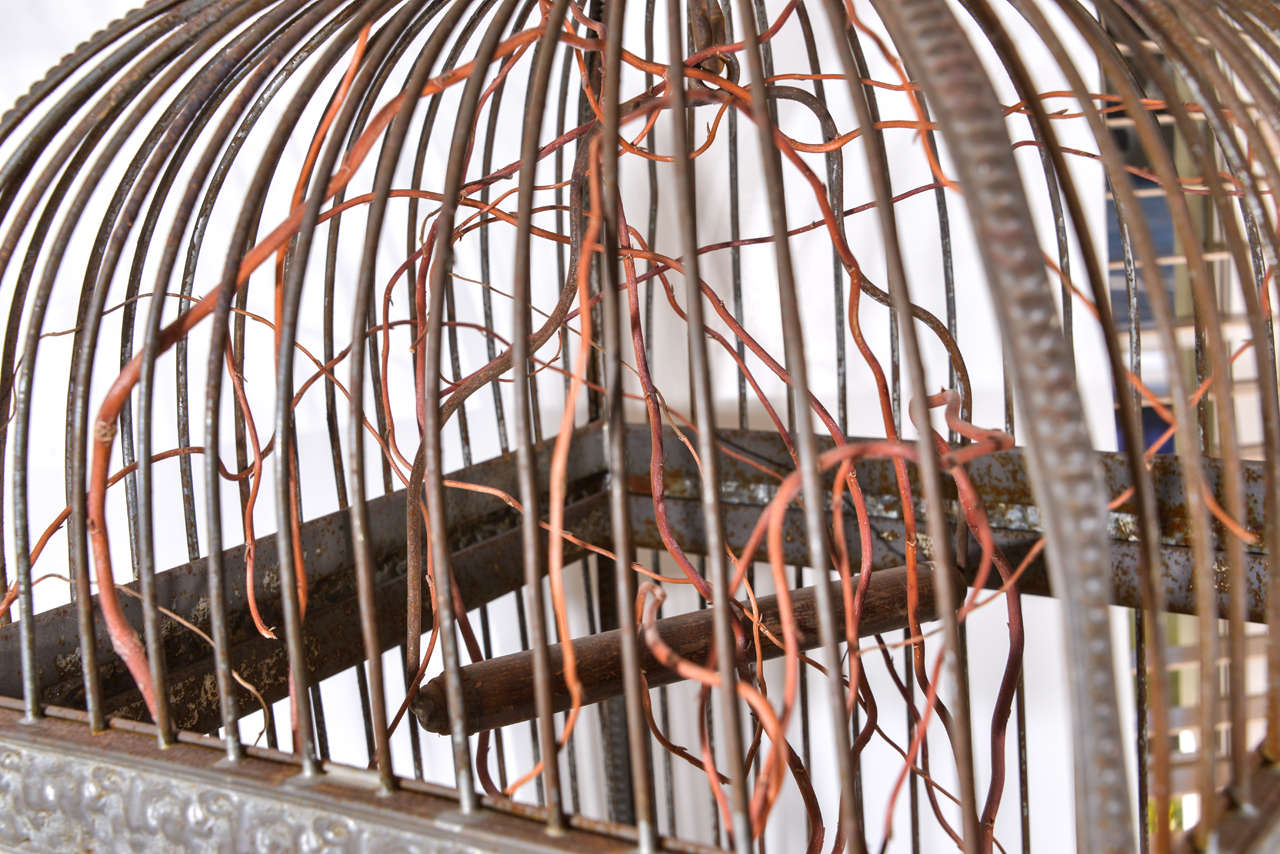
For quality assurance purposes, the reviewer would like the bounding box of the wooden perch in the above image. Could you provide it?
[411,563,939,735]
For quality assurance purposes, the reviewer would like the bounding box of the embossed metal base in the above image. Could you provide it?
[0,702,695,853]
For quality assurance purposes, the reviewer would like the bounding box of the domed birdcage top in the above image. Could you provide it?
[0,1,1277,852]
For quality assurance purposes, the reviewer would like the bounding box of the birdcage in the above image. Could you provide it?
[0,0,1276,851]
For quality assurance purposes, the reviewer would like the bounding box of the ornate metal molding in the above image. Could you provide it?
[0,706,641,853]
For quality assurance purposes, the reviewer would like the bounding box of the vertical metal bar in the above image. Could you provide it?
[263,0,434,784]
[474,608,507,790]
[273,272,320,767]
[578,558,604,812]
[694,555,722,849]
[706,55,765,829]
[11,374,43,723]
[797,8,846,436]
[202,249,245,765]
[666,4,751,848]
[658,647,678,837]
[598,0,653,843]
[136,285,179,751]
[1125,207,1150,854]
[644,0,675,835]
[1014,674,1030,854]
[385,0,474,788]
[119,293,143,584]
[851,24,944,849]
[440,235,511,790]
[269,22,357,765]
[904,649,921,854]
[527,592,552,808]
[346,384,395,797]
[470,0,538,793]
[513,0,572,828]
[821,25,871,848]
[1133,612,1150,852]
[1240,178,1280,760]
[927,63,958,854]
[545,13,580,812]
[597,565,640,825]
[720,0,747,432]
[423,0,522,811]
[830,3,981,848]
[555,21,576,413]
[582,0,606,424]
[750,0,777,127]
[311,683,331,761]
[1039,146,1075,370]
[349,663,375,761]
[173,312,201,567]
[731,2,862,849]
